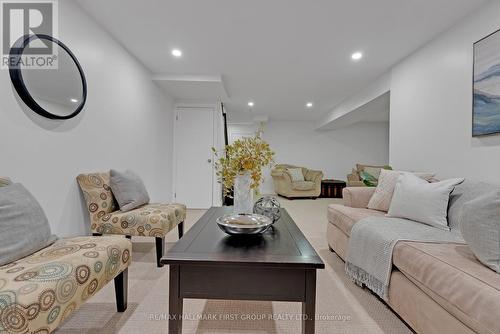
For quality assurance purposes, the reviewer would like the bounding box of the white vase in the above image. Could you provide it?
[233,171,254,214]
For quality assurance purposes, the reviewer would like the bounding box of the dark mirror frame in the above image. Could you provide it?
[8,34,87,120]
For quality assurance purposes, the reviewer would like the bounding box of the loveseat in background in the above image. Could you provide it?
[271,164,323,198]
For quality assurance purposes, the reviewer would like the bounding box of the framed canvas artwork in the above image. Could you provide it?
[473,29,500,136]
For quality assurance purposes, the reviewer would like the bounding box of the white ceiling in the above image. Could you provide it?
[320,92,390,130]
[77,0,486,121]
[152,74,229,101]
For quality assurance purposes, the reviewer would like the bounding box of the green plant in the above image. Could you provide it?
[213,137,275,197]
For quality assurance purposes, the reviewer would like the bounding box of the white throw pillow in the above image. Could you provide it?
[367,170,435,212]
[460,190,500,273]
[287,168,305,182]
[386,173,464,230]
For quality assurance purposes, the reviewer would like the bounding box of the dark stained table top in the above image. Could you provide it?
[162,207,325,269]
[321,179,346,184]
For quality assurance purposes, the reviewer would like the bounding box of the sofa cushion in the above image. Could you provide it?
[110,169,150,212]
[0,236,131,334]
[327,204,385,236]
[292,181,314,191]
[0,183,58,267]
[96,203,186,237]
[346,180,366,187]
[287,168,305,182]
[304,169,322,182]
[393,241,500,334]
[388,271,476,334]
[460,190,500,273]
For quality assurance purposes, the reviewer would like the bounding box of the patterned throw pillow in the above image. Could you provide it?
[287,168,305,182]
[0,177,12,187]
[367,169,435,212]
[360,171,378,187]
[363,166,384,179]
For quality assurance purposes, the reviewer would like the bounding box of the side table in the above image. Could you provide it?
[320,180,346,198]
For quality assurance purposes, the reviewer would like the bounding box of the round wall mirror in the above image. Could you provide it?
[9,34,87,120]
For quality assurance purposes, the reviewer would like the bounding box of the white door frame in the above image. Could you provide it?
[172,104,218,207]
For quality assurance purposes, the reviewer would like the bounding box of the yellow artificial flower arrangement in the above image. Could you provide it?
[213,136,275,197]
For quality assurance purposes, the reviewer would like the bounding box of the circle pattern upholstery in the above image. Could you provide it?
[76,172,186,237]
[0,236,131,334]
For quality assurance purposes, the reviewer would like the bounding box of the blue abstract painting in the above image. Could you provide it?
[474,30,500,136]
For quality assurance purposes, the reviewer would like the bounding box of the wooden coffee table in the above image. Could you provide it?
[161,206,325,334]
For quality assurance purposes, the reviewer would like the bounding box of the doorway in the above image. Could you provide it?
[173,107,215,208]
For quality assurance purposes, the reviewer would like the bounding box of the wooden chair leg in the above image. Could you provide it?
[155,237,164,268]
[114,268,128,312]
[178,221,184,239]
[92,233,102,236]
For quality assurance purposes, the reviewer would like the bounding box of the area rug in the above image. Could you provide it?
[57,198,411,334]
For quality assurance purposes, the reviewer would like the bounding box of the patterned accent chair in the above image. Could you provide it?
[77,172,186,267]
[0,236,131,334]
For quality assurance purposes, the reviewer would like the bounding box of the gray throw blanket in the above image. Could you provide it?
[345,216,465,301]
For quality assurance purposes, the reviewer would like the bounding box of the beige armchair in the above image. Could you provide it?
[271,164,323,199]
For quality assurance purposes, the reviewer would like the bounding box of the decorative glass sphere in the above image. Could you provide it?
[253,196,281,222]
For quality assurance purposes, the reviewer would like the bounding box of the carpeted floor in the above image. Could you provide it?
[57,198,412,333]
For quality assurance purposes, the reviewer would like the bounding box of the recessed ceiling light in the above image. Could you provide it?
[70,98,78,103]
[306,102,313,108]
[351,51,363,61]
[171,49,182,57]
[248,101,254,107]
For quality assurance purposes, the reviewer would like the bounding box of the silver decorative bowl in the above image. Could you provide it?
[216,213,273,235]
